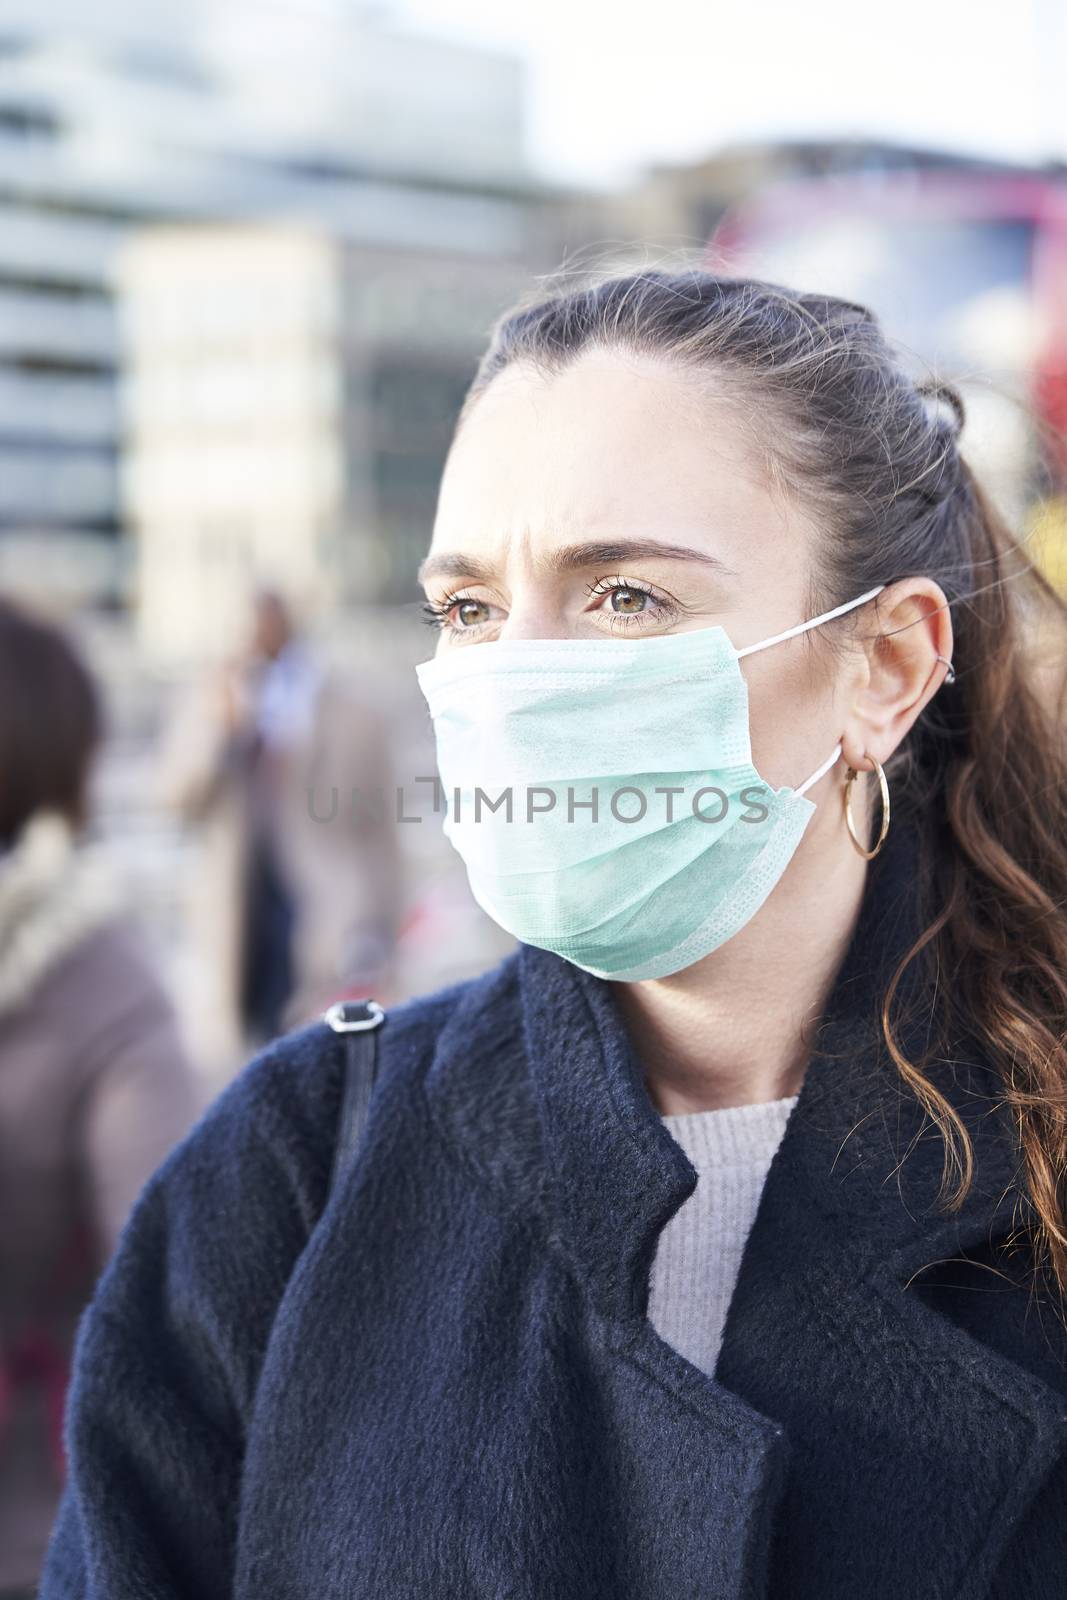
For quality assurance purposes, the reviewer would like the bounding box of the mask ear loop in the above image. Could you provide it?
[732,584,887,659]
[734,585,885,799]
[795,742,843,797]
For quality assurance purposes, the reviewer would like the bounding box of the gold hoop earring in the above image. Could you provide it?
[843,756,890,860]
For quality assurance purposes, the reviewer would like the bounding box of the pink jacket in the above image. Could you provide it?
[0,813,203,1589]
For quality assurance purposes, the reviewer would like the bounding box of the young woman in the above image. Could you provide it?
[41,271,1067,1600]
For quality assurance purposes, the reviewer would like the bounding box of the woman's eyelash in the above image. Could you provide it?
[583,574,680,624]
[584,574,658,602]
[421,575,685,633]
[420,590,478,630]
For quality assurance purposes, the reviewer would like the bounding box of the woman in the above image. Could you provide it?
[0,598,203,1598]
[40,271,1067,1599]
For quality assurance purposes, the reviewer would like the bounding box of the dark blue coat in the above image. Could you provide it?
[40,818,1067,1598]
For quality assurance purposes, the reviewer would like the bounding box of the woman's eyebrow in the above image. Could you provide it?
[417,551,496,588]
[417,539,738,588]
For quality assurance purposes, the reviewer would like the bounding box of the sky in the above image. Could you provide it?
[396,0,1067,188]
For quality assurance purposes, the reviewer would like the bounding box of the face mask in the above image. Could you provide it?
[414,584,885,981]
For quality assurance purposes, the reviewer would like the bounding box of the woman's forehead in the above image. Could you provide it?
[430,351,811,585]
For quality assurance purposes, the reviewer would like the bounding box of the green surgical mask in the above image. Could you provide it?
[414,584,885,981]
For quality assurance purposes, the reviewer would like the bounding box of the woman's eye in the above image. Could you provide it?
[585,576,678,630]
[453,598,491,627]
[420,592,497,633]
[604,587,649,615]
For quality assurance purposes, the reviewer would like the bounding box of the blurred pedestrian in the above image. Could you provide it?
[0,596,203,1598]
[158,588,402,1068]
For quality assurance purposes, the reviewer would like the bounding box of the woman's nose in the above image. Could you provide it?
[498,596,573,641]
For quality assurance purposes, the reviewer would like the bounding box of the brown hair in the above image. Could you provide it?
[0,595,103,847]
[461,267,1067,1300]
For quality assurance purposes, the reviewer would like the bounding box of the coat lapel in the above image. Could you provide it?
[508,814,1067,1598]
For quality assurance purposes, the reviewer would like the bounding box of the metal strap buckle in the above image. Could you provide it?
[323,998,386,1034]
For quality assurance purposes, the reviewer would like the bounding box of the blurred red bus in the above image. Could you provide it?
[709,170,1067,590]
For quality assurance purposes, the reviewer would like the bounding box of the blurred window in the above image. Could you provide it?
[353,356,473,598]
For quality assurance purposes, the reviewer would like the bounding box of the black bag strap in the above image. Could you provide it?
[323,999,386,1201]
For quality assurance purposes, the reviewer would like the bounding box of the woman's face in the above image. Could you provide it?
[419,349,860,797]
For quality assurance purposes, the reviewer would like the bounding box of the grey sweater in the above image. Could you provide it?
[648,1095,799,1378]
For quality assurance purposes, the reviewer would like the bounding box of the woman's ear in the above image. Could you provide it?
[839,579,953,772]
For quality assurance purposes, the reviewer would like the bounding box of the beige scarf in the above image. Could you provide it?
[0,812,125,1019]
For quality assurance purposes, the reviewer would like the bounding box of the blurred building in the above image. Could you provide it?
[0,0,547,610]
[117,224,535,664]
[614,136,1067,254]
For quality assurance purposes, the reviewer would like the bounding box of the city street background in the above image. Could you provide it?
[4,5,1067,1584]
[0,0,1065,1099]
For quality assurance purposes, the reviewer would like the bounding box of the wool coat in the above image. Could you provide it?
[40,815,1067,1600]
